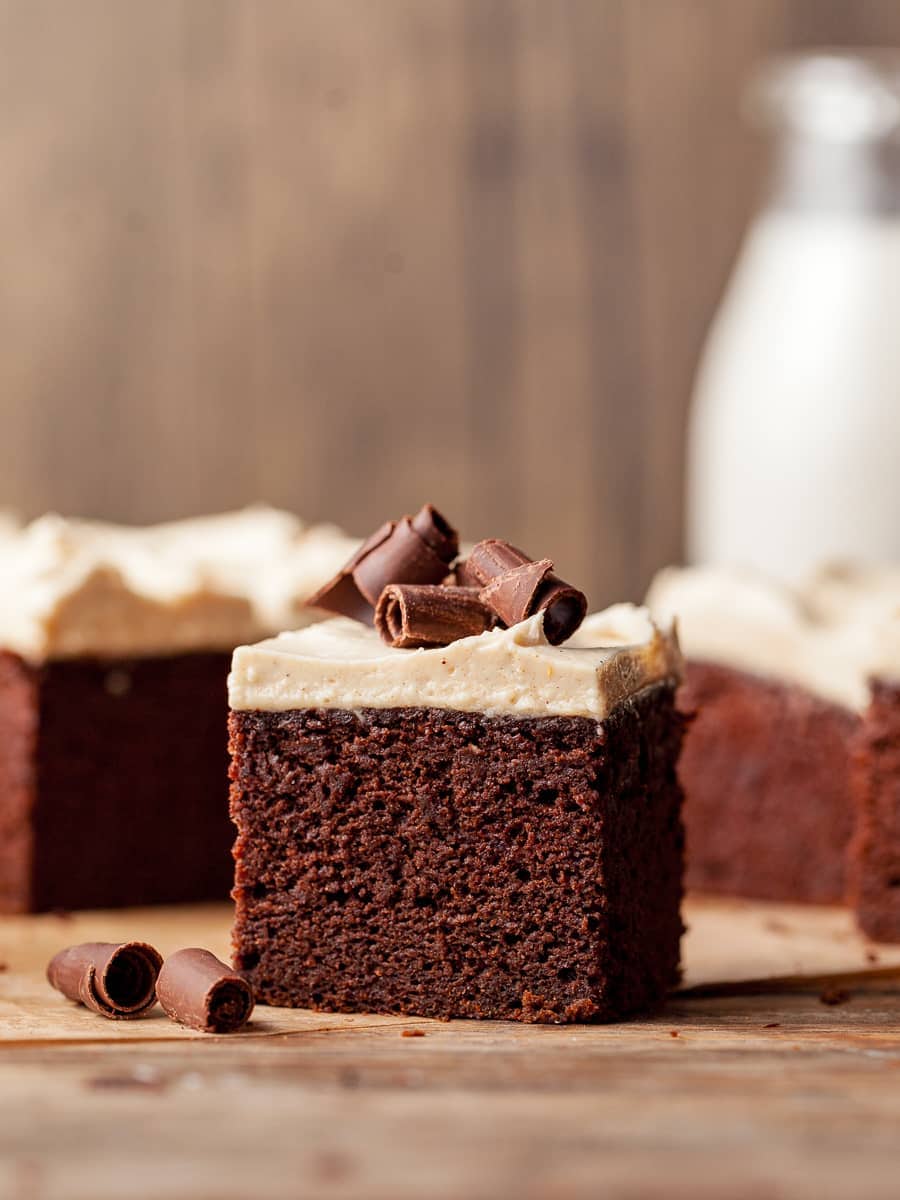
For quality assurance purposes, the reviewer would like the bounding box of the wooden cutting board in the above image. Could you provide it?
[2,897,899,1199]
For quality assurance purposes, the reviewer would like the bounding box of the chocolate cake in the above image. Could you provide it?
[0,508,357,912]
[229,511,685,1024]
[676,660,856,902]
[811,565,900,941]
[648,563,900,938]
[852,680,900,941]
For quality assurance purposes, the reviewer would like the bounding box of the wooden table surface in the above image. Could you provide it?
[2,897,900,1200]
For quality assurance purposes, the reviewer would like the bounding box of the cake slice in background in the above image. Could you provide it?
[647,563,900,942]
[855,678,900,942]
[816,564,900,944]
[647,566,860,905]
[0,507,358,913]
[229,510,686,1024]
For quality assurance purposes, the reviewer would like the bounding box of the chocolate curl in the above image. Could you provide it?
[530,578,588,646]
[462,539,587,645]
[353,516,450,605]
[375,584,493,649]
[47,942,162,1019]
[479,557,555,626]
[156,948,255,1034]
[411,503,458,562]
[463,539,532,583]
[308,505,459,623]
[307,520,395,622]
[453,558,483,589]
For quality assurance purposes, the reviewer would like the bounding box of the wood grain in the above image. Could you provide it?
[4,895,900,1044]
[1,1,899,603]
[2,897,900,1198]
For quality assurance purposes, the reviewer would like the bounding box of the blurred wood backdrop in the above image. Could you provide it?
[1,0,899,603]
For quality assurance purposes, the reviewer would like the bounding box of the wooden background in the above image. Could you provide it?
[2,0,899,603]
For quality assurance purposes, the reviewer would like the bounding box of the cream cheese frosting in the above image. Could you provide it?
[646,563,900,712]
[228,603,682,720]
[0,507,359,662]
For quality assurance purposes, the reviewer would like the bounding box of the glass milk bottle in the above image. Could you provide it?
[687,53,900,579]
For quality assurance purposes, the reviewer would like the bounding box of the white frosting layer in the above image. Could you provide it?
[0,508,359,662]
[806,562,900,626]
[646,564,900,712]
[228,603,682,720]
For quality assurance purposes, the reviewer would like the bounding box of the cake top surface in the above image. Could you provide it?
[228,603,682,720]
[647,563,900,711]
[0,507,359,662]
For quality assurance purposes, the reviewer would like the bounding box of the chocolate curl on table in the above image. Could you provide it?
[47,942,162,1019]
[156,948,255,1034]
[462,539,587,645]
[308,504,460,623]
[375,584,493,648]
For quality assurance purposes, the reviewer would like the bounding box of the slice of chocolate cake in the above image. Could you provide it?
[648,563,900,941]
[648,566,864,906]
[823,567,900,943]
[229,512,685,1024]
[0,508,357,912]
[853,679,900,942]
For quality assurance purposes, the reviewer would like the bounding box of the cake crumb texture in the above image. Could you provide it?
[230,689,685,1024]
[852,680,900,942]
[679,661,857,904]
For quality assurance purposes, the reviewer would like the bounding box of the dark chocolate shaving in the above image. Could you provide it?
[156,948,255,1034]
[461,539,587,644]
[452,558,483,589]
[411,503,458,562]
[531,577,588,645]
[308,570,374,624]
[307,520,395,621]
[478,558,554,627]
[307,505,459,623]
[47,942,163,1019]
[375,584,493,649]
[353,517,450,605]
[463,539,532,584]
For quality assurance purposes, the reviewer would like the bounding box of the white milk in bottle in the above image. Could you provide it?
[688,54,900,580]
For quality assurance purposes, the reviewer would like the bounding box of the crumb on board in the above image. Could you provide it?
[820,987,851,1007]
[764,919,791,935]
[86,1073,167,1092]
[669,1030,679,1039]
[401,1029,426,1038]
[866,950,880,964]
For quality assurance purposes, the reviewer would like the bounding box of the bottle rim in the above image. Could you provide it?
[745,50,900,144]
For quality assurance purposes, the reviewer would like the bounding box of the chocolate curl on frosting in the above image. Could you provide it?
[375,584,493,649]
[453,557,483,589]
[156,948,255,1034]
[462,539,587,645]
[47,942,163,1019]
[306,520,394,623]
[410,503,458,562]
[308,504,459,623]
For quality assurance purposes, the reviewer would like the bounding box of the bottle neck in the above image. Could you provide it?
[769,136,900,216]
